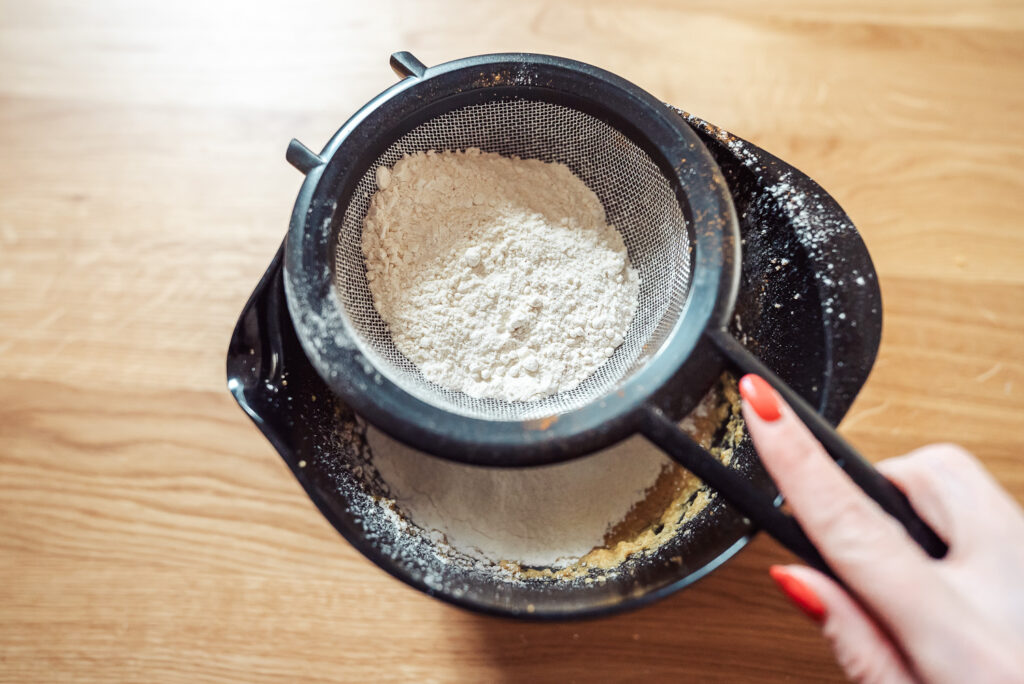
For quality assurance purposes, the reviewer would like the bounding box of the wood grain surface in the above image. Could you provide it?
[2,1,1023,681]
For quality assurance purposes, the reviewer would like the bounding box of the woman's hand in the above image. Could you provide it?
[738,374,1024,684]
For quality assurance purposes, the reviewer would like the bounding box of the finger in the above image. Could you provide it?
[771,565,916,684]
[739,375,928,578]
[875,448,958,546]
[877,444,1024,553]
[738,374,959,646]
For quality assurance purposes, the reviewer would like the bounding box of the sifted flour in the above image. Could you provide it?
[367,385,730,569]
[367,425,671,568]
[362,148,640,402]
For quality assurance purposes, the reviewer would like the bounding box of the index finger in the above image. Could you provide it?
[738,375,950,632]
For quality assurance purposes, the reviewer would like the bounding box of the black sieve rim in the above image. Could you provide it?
[283,53,739,467]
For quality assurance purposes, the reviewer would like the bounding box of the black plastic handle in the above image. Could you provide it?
[639,405,835,577]
[709,328,948,559]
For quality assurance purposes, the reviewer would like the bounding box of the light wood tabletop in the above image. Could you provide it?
[2,1,1022,681]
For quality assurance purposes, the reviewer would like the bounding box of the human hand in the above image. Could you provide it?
[738,374,1024,683]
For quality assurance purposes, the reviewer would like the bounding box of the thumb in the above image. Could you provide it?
[771,565,917,684]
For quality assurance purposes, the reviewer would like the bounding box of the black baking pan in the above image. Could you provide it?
[226,111,883,619]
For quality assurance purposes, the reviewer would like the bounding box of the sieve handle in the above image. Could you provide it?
[639,406,835,577]
[709,328,949,559]
[390,52,428,79]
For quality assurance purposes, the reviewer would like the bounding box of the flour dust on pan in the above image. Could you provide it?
[674,107,879,337]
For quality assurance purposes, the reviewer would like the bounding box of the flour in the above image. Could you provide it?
[367,425,671,568]
[362,148,639,402]
[367,386,726,568]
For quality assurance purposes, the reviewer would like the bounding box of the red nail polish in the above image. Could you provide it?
[770,565,826,623]
[739,374,782,421]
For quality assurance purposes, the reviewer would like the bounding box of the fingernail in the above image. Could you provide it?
[769,565,826,623]
[739,374,782,422]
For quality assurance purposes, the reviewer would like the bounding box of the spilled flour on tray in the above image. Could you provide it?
[362,148,639,402]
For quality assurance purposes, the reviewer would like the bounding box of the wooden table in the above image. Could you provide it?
[2,1,1022,680]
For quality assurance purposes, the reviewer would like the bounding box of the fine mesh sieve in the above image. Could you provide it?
[332,99,692,422]
[283,52,947,573]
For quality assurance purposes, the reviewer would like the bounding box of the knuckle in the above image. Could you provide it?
[911,443,976,471]
[934,443,977,469]
[874,455,913,484]
[774,431,829,476]
[811,493,876,536]
[824,620,905,684]
[811,495,884,547]
[833,645,898,684]
[810,497,919,570]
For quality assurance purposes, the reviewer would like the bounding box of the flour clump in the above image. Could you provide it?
[362,148,639,402]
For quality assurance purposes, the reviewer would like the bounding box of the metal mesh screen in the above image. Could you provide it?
[333,99,691,421]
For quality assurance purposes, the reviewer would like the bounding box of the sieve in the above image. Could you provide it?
[283,52,946,573]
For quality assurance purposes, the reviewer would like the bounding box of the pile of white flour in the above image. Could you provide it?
[362,148,639,402]
[367,425,672,568]
[366,387,723,568]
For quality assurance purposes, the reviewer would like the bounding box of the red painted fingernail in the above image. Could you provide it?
[739,374,782,422]
[770,565,826,623]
